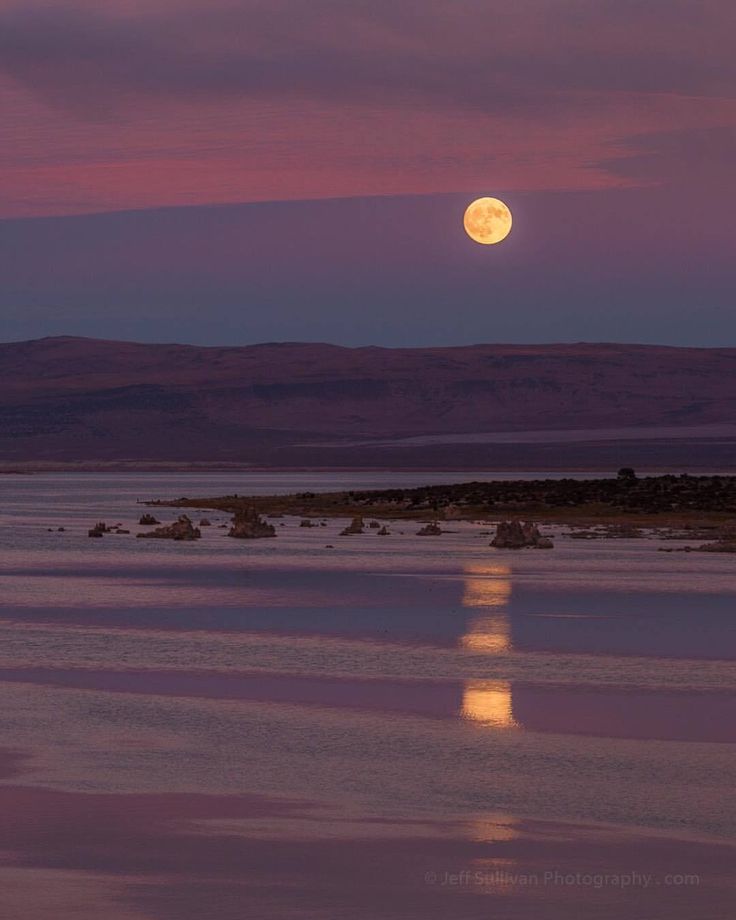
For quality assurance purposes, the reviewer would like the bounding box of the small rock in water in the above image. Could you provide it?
[416,521,442,536]
[340,516,365,536]
[138,514,160,526]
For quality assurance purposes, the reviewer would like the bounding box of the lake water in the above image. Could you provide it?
[0,472,734,919]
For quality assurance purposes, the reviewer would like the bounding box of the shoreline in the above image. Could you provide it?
[147,472,736,531]
[4,463,736,475]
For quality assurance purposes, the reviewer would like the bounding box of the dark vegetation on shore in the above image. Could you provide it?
[150,471,736,527]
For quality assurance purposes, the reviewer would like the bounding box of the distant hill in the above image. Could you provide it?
[1,336,735,468]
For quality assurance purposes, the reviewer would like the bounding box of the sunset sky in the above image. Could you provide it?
[1,0,734,345]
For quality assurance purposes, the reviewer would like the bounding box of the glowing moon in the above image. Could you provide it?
[463,197,512,245]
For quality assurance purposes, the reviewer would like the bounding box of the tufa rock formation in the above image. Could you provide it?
[137,515,201,541]
[138,514,160,526]
[340,516,365,536]
[491,520,554,549]
[88,522,110,538]
[228,507,277,539]
[416,521,443,536]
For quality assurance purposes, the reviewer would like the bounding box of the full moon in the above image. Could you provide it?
[463,197,512,245]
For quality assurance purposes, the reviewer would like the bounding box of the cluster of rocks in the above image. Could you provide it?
[137,515,201,541]
[661,529,736,553]
[88,521,130,537]
[99,510,556,550]
[695,539,736,553]
[656,525,721,541]
[228,508,276,539]
[88,509,274,542]
[491,520,554,549]
[568,524,643,540]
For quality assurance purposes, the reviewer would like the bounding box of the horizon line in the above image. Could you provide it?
[3,334,735,353]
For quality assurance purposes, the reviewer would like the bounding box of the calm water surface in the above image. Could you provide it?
[0,472,734,919]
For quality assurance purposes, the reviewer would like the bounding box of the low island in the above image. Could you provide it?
[145,470,736,548]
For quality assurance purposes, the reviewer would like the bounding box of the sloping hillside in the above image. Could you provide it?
[1,337,735,467]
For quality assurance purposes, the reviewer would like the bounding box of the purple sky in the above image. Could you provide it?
[0,0,734,345]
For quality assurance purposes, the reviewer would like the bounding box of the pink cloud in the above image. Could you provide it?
[0,0,733,218]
